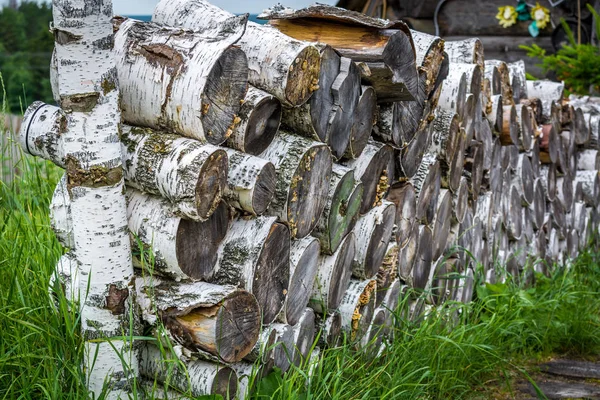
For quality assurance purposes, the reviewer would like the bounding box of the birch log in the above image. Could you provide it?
[140,345,237,400]
[375,242,399,307]
[260,132,333,238]
[267,323,297,372]
[540,163,557,202]
[222,148,276,216]
[153,0,322,107]
[114,18,248,145]
[437,70,467,119]
[126,190,229,281]
[49,174,74,249]
[577,150,600,171]
[261,6,419,102]
[397,122,430,179]
[213,216,290,324]
[410,225,434,290]
[444,38,485,70]
[410,30,445,96]
[500,105,519,146]
[428,257,458,306]
[531,178,546,231]
[507,60,527,102]
[575,170,600,207]
[448,63,482,105]
[452,177,469,224]
[487,95,503,133]
[339,279,377,342]
[432,189,452,261]
[411,154,441,225]
[386,182,417,247]
[526,81,565,121]
[19,101,68,167]
[515,104,534,151]
[429,109,465,192]
[135,277,260,362]
[342,139,394,214]
[291,308,316,366]
[352,201,396,279]
[310,232,355,314]
[120,126,228,221]
[315,310,342,347]
[398,222,419,282]
[279,236,320,326]
[312,165,363,255]
[345,85,377,159]
[486,60,514,105]
[38,3,144,393]
[512,154,535,206]
[227,86,282,155]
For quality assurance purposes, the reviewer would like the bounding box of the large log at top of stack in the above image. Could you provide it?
[343,139,394,214]
[120,126,228,221]
[212,216,290,325]
[260,132,333,238]
[312,165,364,255]
[126,190,229,281]
[135,276,260,363]
[227,86,282,156]
[259,4,419,102]
[154,0,322,107]
[114,18,248,145]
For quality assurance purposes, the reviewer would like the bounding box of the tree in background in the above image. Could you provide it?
[0,1,53,113]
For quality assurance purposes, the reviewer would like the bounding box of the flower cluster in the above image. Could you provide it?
[496,1,551,37]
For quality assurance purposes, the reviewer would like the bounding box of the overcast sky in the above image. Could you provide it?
[112,0,337,15]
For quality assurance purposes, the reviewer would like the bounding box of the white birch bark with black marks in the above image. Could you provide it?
[577,149,600,171]
[227,86,282,156]
[152,0,322,107]
[213,216,290,324]
[312,165,363,255]
[410,30,445,95]
[575,170,600,207]
[339,279,377,342]
[126,189,229,281]
[221,148,276,216]
[120,126,228,221]
[526,80,565,121]
[342,139,394,214]
[19,101,68,166]
[260,132,333,238]
[310,232,355,314]
[444,38,484,70]
[507,60,527,101]
[135,276,260,363]
[448,63,482,106]
[49,174,74,249]
[437,70,467,119]
[140,344,238,400]
[278,236,320,326]
[114,18,248,145]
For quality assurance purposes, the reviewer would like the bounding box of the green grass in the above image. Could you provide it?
[1,143,600,399]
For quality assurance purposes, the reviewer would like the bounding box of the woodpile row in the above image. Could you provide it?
[19,1,600,399]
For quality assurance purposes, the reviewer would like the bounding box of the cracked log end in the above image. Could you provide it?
[285,238,320,326]
[286,45,321,106]
[202,46,248,144]
[173,290,261,363]
[195,149,228,220]
[252,161,277,216]
[288,144,333,238]
[176,201,229,280]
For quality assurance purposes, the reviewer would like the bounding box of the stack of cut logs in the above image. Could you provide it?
[21,1,600,398]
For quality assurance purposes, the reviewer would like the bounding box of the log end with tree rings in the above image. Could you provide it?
[432,189,452,261]
[176,201,230,281]
[500,105,518,146]
[411,225,433,291]
[452,176,469,225]
[171,289,261,363]
[289,144,333,238]
[412,155,441,225]
[346,85,377,159]
[382,30,419,100]
[339,279,377,342]
[193,148,229,219]
[574,108,590,146]
[463,94,477,143]
[230,87,282,155]
[284,237,320,326]
[517,105,534,152]
[504,186,523,241]
[252,161,277,216]
[270,323,296,373]
[284,44,322,107]
[398,122,430,179]
[292,308,316,366]
[515,154,534,206]
[352,201,396,279]
[488,94,503,134]
[398,222,419,282]
[310,232,355,314]
[386,181,416,247]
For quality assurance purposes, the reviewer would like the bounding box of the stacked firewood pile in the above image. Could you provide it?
[19,0,600,398]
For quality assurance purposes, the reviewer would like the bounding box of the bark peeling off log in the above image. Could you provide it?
[386,181,416,247]
[127,190,229,281]
[310,232,355,314]
[339,279,377,342]
[135,276,260,363]
[342,139,394,214]
[410,30,445,95]
[140,344,238,399]
[312,165,363,255]
[221,148,276,216]
[213,216,290,325]
[260,132,333,238]
[345,85,377,159]
[153,0,322,107]
[280,236,320,326]
[352,201,396,279]
[121,126,228,221]
[227,86,282,155]
[115,18,248,145]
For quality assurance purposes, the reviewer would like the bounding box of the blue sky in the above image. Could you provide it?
[113,0,337,15]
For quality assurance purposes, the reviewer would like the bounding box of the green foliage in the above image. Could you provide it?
[521,4,600,95]
[0,1,54,113]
